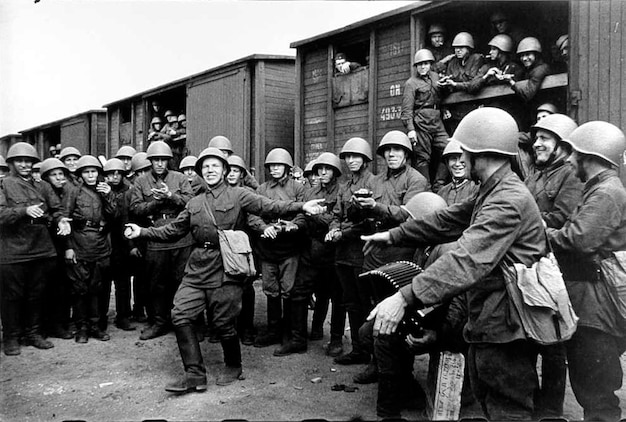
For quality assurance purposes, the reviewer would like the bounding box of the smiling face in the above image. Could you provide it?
[344,153,365,173]
[383,147,408,170]
[533,129,559,166]
[446,153,468,179]
[520,52,537,68]
[11,158,34,178]
[415,61,432,76]
[227,166,243,186]
[201,157,225,186]
[63,155,79,173]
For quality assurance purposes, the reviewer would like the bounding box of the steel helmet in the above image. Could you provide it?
[376,130,413,157]
[531,114,578,141]
[303,159,316,177]
[0,155,8,169]
[131,152,151,172]
[264,148,294,168]
[488,34,514,53]
[115,145,137,159]
[39,158,68,177]
[75,155,103,173]
[32,162,42,171]
[442,139,464,158]
[312,152,342,177]
[150,117,162,125]
[146,141,173,159]
[517,37,542,54]
[196,147,230,175]
[164,110,175,118]
[450,107,519,156]
[537,103,559,115]
[7,142,40,162]
[556,34,569,50]
[179,155,198,170]
[427,23,446,35]
[227,155,248,175]
[177,114,186,122]
[452,32,475,49]
[563,121,626,167]
[340,137,372,161]
[208,136,234,154]
[59,146,81,161]
[414,49,436,65]
[402,191,448,219]
[103,158,126,173]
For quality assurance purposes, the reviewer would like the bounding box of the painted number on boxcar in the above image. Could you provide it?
[384,42,402,57]
[389,84,401,97]
[380,106,401,121]
[312,68,324,83]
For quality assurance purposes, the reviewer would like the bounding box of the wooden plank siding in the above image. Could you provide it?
[302,49,329,165]
[263,62,296,165]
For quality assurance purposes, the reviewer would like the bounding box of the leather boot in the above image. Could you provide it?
[353,360,378,384]
[334,310,369,365]
[23,299,54,349]
[3,338,20,356]
[23,334,54,349]
[165,325,207,393]
[377,376,402,419]
[254,296,282,347]
[274,299,308,356]
[216,336,244,386]
[1,298,22,355]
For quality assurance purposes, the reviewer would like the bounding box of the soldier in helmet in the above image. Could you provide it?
[523,114,581,418]
[63,155,117,343]
[177,114,187,137]
[552,34,569,74]
[327,138,375,366]
[547,121,626,421]
[247,148,305,349]
[103,158,136,332]
[208,135,259,190]
[401,48,449,190]
[179,155,206,196]
[148,117,171,144]
[303,159,319,189]
[130,141,194,340]
[0,155,9,178]
[59,146,82,187]
[124,146,326,392]
[115,145,137,177]
[437,139,479,205]
[0,143,71,356]
[363,108,547,419]
[481,34,524,87]
[334,52,362,75]
[425,23,454,75]
[515,103,560,180]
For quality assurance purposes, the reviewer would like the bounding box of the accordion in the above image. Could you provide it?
[360,260,435,337]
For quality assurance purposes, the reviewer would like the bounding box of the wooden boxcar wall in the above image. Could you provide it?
[301,48,329,167]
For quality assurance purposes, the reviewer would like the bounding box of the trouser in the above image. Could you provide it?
[567,326,624,422]
[412,110,450,188]
[260,255,298,299]
[145,246,191,327]
[531,342,567,418]
[43,255,72,332]
[0,258,55,340]
[111,252,132,323]
[336,263,371,352]
[67,257,111,330]
[130,252,150,319]
[294,261,345,342]
[171,282,242,341]
[468,341,537,420]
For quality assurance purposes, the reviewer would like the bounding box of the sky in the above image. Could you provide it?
[0,0,414,136]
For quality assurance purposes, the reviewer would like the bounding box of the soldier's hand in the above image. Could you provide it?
[442,108,452,120]
[407,130,417,143]
[405,330,437,354]
[302,198,327,215]
[353,196,375,209]
[96,182,111,195]
[361,232,392,256]
[129,247,143,259]
[283,222,298,233]
[367,292,407,336]
[26,202,45,219]
[124,223,142,239]
[57,217,72,236]
[261,226,278,239]
[442,53,455,63]
[65,249,77,265]
[324,228,342,243]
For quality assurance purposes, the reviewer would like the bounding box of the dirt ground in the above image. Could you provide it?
[1,280,626,421]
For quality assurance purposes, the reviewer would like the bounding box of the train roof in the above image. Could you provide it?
[19,109,107,134]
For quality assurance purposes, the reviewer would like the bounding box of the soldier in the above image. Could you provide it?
[328,138,376,366]
[125,147,326,392]
[115,145,137,175]
[547,122,626,421]
[127,152,151,185]
[524,113,581,418]
[0,143,71,356]
[32,162,42,183]
[436,139,479,205]
[147,117,171,144]
[334,52,362,75]
[552,34,569,73]
[363,108,546,419]
[63,155,117,343]
[248,148,305,348]
[130,141,194,340]
[177,114,187,137]
[274,152,344,357]
[103,158,136,331]
[39,158,74,339]
[0,155,9,178]
[303,159,318,189]
[489,10,526,47]
[425,23,454,75]
[516,103,559,180]
[208,136,259,190]
[401,48,449,189]
[59,146,82,187]
[481,34,524,87]
[179,155,206,196]
[161,110,179,136]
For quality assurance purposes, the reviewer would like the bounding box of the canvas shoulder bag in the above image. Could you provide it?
[203,201,257,277]
[596,250,626,322]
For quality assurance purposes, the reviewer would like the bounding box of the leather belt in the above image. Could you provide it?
[198,241,218,249]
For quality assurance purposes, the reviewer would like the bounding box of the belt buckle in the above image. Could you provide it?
[203,241,214,249]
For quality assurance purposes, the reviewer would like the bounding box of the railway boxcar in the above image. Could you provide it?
[0,134,23,158]
[291,0,625,179]
[104,54,295,182]
[19,109,107,159]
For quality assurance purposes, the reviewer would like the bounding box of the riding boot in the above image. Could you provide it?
[217,336,243,386]
[165,324,207,393]
[254,296,282,347]
[274,298,308,356]
[377,375,402,419]
[24,298,54,349]
[1,298,22,355]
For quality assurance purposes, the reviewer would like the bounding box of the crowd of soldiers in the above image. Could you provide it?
[1,10,626,421]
